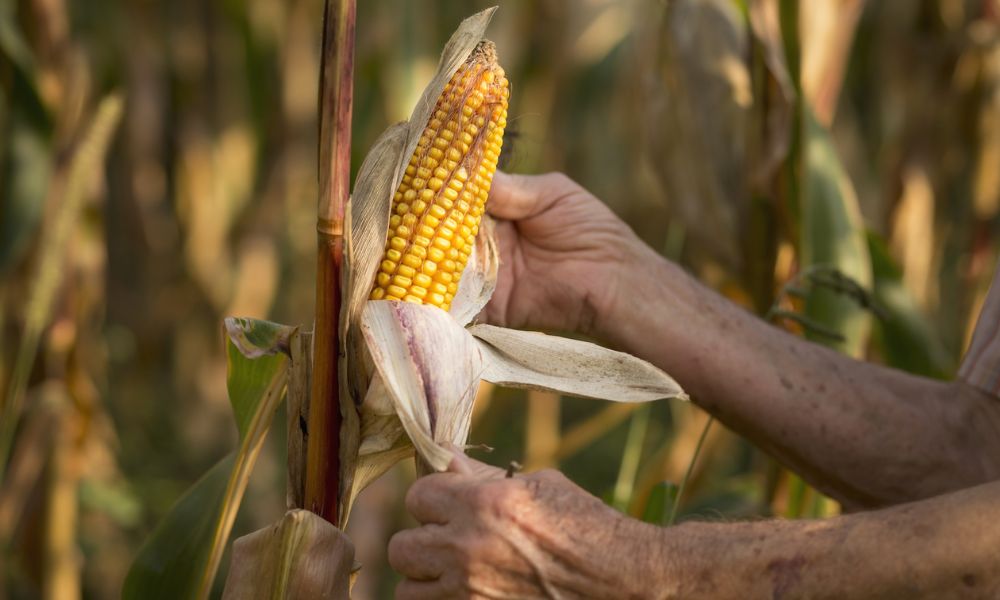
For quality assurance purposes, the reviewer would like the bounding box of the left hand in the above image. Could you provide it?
[388,449,669,599]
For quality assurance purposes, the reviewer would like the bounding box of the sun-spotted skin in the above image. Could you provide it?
[370,40,509,311]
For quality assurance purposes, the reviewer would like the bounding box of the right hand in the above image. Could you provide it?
[483,172,658,338]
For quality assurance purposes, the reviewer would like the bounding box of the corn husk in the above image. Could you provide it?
[222,510,354,600]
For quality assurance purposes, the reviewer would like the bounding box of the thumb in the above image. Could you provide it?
[444,444,506,480]
[487,171,578,220]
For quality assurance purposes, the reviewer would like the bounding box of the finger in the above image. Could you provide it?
[405,473,463,524]
[387,526,449,581]
[446,447,506,480]
[487,171,578,220]
[395,578,450,600]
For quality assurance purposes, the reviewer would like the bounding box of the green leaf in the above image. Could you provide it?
[800,108,873,357]
[224,317,295,438]
[867,233,952,379]
[641,482,678,526]
[123,454,236,600]
[124,318,296,600]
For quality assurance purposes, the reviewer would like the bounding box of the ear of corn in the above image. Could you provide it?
[370,40,509,311]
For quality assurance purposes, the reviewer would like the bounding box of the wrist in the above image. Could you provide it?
[594,243,675,347]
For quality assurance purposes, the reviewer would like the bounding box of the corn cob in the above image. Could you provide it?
[370,40,509,311]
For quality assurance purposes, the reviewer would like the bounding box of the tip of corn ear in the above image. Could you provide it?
[371,38,509,313]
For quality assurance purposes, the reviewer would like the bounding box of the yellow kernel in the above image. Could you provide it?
[404,295,423,304]
[386,249,402,262]
[428,248,445,263]
[428,178,444,191]
[380,259,396,273]
[410,285,428,299]
[418,225,435,238]
[376,273,391,287]
[434,271,453,284]
[390,237,407,252]
[410,245,427,259]
[433,237,451,250]
[424,215,440,228]
[431,283,448,295]
[413,235,431,247]
[414,274,432,288]
[392,275,412,288]
[370,288,386,300]
[429,205,447,219]
[397,265,416,279]
[429,293,446,306]
[412,200,428,215]
[422,261,438,275]
[402,254,421,269]
[387,285,407,299]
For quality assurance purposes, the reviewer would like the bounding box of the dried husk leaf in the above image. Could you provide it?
[285,331,312,509]
[643,0,750,270]
[360,301,483,471]
[449,216,500,327]
[470,325,688,403]
[221,510,354,600]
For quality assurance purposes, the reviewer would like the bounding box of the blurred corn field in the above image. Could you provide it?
[3,0,1000,597]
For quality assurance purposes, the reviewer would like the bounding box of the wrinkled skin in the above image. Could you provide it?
[389,450,670,600]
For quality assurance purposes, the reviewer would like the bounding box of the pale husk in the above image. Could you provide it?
[471,325,688,403]
[360,301,484,471]
[449,216,501,327]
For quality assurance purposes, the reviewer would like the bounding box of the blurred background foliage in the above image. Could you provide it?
[2,0,1000,597]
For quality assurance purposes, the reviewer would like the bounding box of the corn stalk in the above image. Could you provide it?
[305,0,355,525]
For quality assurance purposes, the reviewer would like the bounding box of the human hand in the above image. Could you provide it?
[484,172,662,338]
[388,450,669,599]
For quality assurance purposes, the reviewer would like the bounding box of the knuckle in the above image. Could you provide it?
[403,479,426,513]
[386,530,415,570]
[534,468,568,485]
[468,480,527,518]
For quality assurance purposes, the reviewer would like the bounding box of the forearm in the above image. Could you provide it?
[602,252,1000,506]
[659,479,1000,599]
